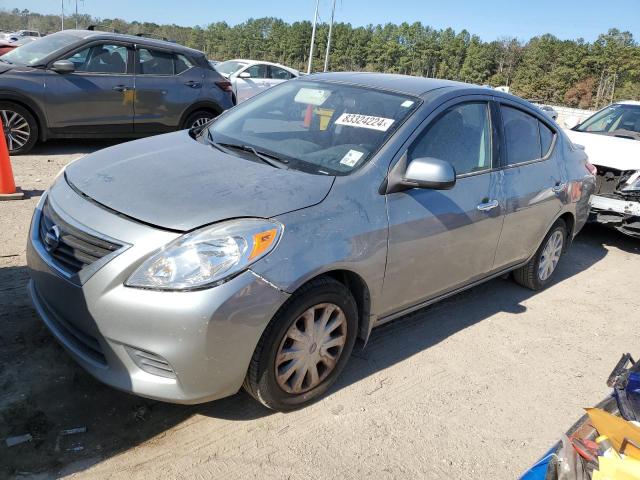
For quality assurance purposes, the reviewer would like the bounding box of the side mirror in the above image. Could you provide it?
[384,155,456,194]
[51,60,75,74]
[563,116,580,129]
[238,71,251,79]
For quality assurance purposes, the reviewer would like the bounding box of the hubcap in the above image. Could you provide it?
[538,230,564,281]
[1,109,30,152]
[275,303,348,394]
[191,116,212,129]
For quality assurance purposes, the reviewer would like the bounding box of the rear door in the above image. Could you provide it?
[265,65,296,89]
[493,101,566,268]
[45,41,134,134]
[382,97,505,315]
[133,47,204,133]
[234,63,270,103]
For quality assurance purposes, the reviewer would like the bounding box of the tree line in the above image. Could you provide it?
[2,8,639,108]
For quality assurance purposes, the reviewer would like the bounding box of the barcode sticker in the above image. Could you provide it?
[334,113,395,132]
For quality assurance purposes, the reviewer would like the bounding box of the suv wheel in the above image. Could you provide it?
[0,102,38,155]
[244,276,358,411]
[183,110,216,130]
[513,219,567,290]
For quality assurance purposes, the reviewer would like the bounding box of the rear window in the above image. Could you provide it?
[503,106,552,165]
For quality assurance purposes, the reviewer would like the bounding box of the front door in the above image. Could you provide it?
[133,47,204,133]
[382,100,505,316]
[45,42,134,134]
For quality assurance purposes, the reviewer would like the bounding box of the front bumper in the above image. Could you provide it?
[27,181,289,404]
[590,194,640,238]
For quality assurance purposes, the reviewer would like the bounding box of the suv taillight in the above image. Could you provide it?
[215,80,233,92]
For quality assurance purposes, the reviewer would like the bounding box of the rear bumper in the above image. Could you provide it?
[27,185,289,404]
[590,194,640,237]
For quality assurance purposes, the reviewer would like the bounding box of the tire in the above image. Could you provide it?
[513,219,567,291]
[182,110,216,130]
[244,276,358,411]
[0,102,38,155]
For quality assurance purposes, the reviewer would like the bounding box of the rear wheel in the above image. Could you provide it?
[0,102,38,155]
[182,110,216,130]
[244,277,358,411]
[513,219,567,290]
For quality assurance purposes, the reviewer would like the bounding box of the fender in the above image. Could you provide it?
[178,100,224,129]
[0,90,48,141]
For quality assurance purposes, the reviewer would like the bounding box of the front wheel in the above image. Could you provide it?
[0,102,38,155]
[513,219,567,290]
[244,277,358,411]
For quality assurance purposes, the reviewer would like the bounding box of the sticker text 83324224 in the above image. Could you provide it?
[334,113,395,132]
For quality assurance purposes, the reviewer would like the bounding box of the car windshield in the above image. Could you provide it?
[215,60,249,76]
[205,80,420,175]
[2,32,78,66]
[576,104,640,140]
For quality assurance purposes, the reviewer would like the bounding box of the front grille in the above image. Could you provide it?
[39,199,121,275]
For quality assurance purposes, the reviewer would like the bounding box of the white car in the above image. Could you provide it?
[214,59,299,104]
[539,105,558,121]
[564,101,640,238]
[1,30,41,42]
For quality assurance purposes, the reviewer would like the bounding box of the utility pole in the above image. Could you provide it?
[60,0,64,30]
[323,0,336,72]
[75,0,79,29]
[307,0,320,74]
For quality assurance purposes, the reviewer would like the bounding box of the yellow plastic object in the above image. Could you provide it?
[586,408,640,460]
[592,455,640,479]
[315,108,334,130]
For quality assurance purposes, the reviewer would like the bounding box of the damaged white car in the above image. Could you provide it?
[564,101,640,238]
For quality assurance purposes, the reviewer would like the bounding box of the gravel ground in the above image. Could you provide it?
[1,140,639,479]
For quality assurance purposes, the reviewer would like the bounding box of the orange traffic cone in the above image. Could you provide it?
[0,118,24,200]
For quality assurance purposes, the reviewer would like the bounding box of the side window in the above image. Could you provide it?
[270,66,293,80]
[137,48,174,75]
[64,44,128,74]
[502,106,542,165]
[539,122,555,157]
[174,54,194,74]
[245,64,268,79]
[409,102,492,176]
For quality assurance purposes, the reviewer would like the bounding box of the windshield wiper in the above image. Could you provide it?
[0,58,12,64]
[214,142,290,169]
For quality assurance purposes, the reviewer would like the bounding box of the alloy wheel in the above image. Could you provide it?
[1,109,31,152]
[538,230,564,281]
[275,303,348,394]
[190,116,212,129]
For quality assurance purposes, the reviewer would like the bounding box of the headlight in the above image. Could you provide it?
[126,219,283,291]
[621,171,640,192]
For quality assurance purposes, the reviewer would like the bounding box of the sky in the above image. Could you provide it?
[6,0,640,41]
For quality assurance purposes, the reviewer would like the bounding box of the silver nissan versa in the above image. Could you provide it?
[27,73,596,411]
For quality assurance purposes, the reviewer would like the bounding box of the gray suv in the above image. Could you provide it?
[0,30,234,154]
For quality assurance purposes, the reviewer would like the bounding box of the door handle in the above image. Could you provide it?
[112,85,130,92]
[184,81,202,88]
[552,182,567,194]
[477,199,499,211]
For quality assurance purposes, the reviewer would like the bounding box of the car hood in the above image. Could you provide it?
[65,130,335,232]
[564,129,640,171]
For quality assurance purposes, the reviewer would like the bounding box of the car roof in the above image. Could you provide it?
[223,58,299,72]
[60,29,205,56]
[303,72,478,97]
[616,100,640,106]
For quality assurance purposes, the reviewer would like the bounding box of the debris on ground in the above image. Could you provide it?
[5,433,32,447]
[60,426,87,436]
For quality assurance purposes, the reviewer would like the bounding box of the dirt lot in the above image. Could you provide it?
[1,140,639,480]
